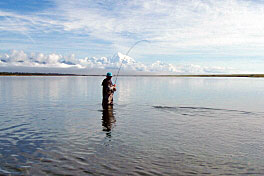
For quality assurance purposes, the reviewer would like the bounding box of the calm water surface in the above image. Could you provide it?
[0,76,264,175]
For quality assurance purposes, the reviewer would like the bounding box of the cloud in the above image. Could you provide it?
[52,0,264,50]
[1,0,264,57]
[1,0,263,73]
[0,50,82,68]
[0,50,234,74]
[149,61,179,73]
[178,64,234,74]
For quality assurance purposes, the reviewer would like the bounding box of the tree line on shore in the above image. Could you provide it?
[0,72,263,77]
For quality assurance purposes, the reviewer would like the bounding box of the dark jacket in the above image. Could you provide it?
[102,78,115,106]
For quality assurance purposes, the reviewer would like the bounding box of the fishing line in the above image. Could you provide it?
[114,40,150,85]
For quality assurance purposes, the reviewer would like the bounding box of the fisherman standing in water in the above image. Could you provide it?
[102,72,116,108]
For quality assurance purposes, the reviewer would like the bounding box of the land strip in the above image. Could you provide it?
[1,72,264,77]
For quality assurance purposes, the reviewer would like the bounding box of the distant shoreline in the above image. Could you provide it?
[0,72,264,77]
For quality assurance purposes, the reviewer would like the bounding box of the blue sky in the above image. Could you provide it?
[1,0,264,74]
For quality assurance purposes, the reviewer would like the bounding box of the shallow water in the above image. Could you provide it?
[0,76,264,175]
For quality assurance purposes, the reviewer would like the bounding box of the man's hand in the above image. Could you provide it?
[112,84,116,91]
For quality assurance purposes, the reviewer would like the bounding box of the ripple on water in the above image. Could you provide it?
[153,105,261,117]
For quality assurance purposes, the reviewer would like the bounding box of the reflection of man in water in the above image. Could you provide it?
[102,72,116,108]
[102,106,116,137]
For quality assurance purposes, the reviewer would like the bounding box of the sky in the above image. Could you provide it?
[0,0,264,74]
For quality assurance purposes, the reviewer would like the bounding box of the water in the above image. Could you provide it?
[0,76,264,175]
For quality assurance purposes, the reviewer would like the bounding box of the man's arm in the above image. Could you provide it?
[107,82,116,93]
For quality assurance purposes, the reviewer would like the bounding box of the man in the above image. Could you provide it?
[102,72,116,108]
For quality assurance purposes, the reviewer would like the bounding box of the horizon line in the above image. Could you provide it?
[1,72,264,78]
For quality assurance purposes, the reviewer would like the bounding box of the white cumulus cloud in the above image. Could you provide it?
[0,50,234,74]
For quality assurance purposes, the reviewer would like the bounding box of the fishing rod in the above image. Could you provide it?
[114,40,150,85]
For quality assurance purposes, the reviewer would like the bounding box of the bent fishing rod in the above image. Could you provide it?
[114,40,150,85]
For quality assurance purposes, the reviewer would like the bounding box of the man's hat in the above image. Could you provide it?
[106,72,112,77]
